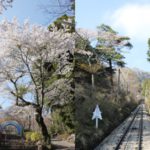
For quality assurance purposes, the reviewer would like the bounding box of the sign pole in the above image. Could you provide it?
[96,118,98,129]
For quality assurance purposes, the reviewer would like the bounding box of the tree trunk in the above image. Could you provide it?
[108,59,113,86]
[91,74,95,89]
[35,107,50,144]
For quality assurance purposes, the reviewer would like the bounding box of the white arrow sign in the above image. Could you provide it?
[92,104,102,128]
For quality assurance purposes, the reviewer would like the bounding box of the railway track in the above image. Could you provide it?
[138,105,143,150]
[115,104,143,150]
[94,104,145,150]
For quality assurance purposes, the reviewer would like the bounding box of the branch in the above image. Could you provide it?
[17,46,40,105]
[10,91,37,107]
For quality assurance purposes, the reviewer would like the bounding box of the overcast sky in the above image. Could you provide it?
[76,0,150,72]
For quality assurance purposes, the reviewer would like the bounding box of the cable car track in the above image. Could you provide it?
[115,104,143,150]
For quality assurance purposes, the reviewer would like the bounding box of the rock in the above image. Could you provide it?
[67,134,75,143]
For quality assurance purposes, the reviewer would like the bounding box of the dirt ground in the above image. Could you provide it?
[52,139,75,150]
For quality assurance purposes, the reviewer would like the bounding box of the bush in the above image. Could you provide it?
[25,131,43,143]
[50,110,64,135]
[50,105,75,136]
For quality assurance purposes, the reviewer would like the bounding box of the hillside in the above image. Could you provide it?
[133,68,150,82]
[75,66,143,150]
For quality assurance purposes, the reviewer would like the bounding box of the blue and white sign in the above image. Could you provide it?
[92,104,102,128]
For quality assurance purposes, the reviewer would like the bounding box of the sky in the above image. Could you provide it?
[76,0,150,72]
[0,0,56,25]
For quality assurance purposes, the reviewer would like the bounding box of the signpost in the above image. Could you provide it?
[92,104,102,128]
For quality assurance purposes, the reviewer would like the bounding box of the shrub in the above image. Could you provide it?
[50,105,75,136]
[25,131,42,143]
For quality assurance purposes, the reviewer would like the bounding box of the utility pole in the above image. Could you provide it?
[116,68,121,101]
[118,68,121,94]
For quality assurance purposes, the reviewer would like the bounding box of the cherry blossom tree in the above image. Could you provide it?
[0,18,74,144]
[0,0,13,13]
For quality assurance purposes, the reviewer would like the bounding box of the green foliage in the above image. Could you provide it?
[59,103,75,133]
[17,85,28,97]
[75,35,92,50]
[142,79,150,112]
[147,38,150,61]
[48,14,75,33]
[50,102,75,135]
[46,75,59,86]
[25,131,43,143]
[96,24,132,69]
[50,110,64,134]
[78,63,102,74]
[142,79,150,96]
[97,24,117,34]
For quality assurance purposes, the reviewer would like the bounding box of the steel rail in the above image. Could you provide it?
[115,106,141,150]
[138,105,143,150]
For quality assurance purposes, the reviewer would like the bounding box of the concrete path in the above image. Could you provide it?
[52,139,75,150]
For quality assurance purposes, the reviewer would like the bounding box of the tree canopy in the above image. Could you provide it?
[0,18,74,144]
[96,24,132,69]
